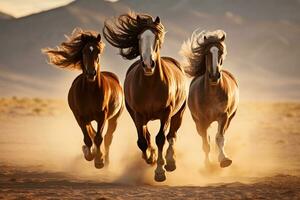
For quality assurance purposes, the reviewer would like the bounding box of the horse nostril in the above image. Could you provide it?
[141,61,146,68]
[87,69,96,76]
[151,60,156,68]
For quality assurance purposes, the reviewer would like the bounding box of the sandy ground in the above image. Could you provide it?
[0,97,300,199]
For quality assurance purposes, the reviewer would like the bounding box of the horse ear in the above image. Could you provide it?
[96,34,101,42]
[220,33,226,41]
[154,16,160,24]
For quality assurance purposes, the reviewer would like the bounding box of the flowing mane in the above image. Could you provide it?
[180,29,227,77]
[103,11,165,60]
[42,28,105,70]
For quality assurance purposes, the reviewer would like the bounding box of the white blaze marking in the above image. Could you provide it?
[140,30,156,68]
[210,46,219,74]
[89,46,94,52]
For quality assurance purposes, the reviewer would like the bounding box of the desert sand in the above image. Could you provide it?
[0,97,299,199]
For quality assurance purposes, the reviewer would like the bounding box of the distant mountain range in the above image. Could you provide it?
[0,0,299,100]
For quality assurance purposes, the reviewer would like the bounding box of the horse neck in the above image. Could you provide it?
[155,54,164,81]
[96,65,102,88]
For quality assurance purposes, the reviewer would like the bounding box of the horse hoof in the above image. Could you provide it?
[220,158,232,168]
[165,161,176,172]
[82,145,94,161]
[94,158,104,169]
[146,160,155,165]
[154,171,166,182]
[146,157,156,165]
[85,155,94,161]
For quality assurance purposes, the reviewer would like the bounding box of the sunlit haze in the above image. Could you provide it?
[0,0,74,18]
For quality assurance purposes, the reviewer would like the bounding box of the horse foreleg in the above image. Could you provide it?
[216,114,232,168]
[132,112,152,165]
[94,114,106,169]
[75,117,95,161]
[165,101,186,172]
[155,110,171,182]
[126,102,152,164]
[144,126,156,165]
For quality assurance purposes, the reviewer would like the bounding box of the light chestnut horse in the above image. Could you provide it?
[103,12,186,182]
[181,30,239,168]
[43,29,123,168]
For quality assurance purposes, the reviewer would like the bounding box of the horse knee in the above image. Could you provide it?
[156,132,166,149]
[94,134,103,148]
[137,138,148,152]
[84,135,93,148]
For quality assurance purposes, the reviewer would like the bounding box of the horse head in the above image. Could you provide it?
[203,32,226,85]
[81,33,103,82]
[138,16,161,76]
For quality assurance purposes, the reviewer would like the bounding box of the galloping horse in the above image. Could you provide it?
[43,29,123,168]
[103,12,186,182]
[181,30,239,168]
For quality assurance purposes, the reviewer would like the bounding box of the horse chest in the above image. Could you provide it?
[69,87,103,116]
[135,87,169,112]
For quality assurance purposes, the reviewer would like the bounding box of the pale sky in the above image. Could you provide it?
[0,0,74,18]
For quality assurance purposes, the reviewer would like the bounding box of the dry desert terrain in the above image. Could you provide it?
[0,97,299,199]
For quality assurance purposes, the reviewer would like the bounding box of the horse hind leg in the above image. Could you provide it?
[103,118,116,167]
[165,101,186,172]
[216,114,232,168]
[144,126,156,165]
[104,107,123,167]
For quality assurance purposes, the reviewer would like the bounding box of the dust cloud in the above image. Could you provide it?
[0,98,299,186]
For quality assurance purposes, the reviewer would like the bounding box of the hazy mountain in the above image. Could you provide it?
[0,11,14,20]
[0,0,299,100]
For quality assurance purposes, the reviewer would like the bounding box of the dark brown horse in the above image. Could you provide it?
[181,30,239,168]
[43,28,123,168]
[103,12,186,182]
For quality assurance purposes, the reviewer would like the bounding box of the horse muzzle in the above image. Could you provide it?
[142,61,155,76]
[208,72,221,85]
[86,70,97,81]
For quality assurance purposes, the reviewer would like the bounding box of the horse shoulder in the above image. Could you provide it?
[68,74,85,112]
[100,72,123,115]
[161,57,184,73]
[126,60,140,76]
[222,70,238,87]
[70,74,84,86]
[101,71,120,84]
[221,70,239,114]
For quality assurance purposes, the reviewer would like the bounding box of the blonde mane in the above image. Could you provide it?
[180,29,227,77]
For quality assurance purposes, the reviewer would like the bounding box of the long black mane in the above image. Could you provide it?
[103,12,165,60]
